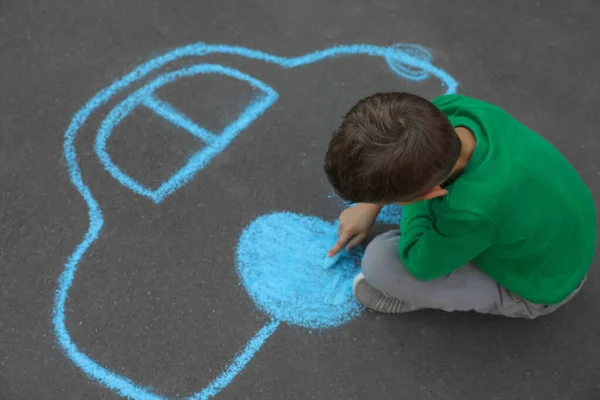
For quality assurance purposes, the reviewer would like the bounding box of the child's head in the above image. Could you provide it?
[324,92,461,205]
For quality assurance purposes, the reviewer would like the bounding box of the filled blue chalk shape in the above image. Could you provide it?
[236,212,364,329]
[322,250,345,269]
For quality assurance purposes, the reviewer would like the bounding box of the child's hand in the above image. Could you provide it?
[328,203,382,256]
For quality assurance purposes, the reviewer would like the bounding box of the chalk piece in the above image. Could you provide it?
[323,250,344,269]
[237,212,363,329]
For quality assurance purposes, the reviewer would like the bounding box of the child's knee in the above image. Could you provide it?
[361,231,405,283]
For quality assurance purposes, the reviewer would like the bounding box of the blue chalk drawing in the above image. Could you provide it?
[323,249,346,269]
[237,213,363,329]
[377,204,403,225]
[189,319,280,400]
[385,43,434,80]
[96,64,278,203]
[55,42,458,399]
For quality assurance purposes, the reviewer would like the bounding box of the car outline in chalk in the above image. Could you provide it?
[55,42,458,400]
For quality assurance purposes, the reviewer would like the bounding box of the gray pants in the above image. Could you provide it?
[361,231,582,319]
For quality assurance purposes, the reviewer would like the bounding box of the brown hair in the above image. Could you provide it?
[324,92,461,203]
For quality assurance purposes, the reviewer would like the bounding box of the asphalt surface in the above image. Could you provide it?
[1,1,599,399]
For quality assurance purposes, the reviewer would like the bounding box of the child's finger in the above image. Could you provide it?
[346,233,365,250]
[328,232,351,256]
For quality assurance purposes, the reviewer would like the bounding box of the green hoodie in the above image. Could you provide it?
[399,94,596,304]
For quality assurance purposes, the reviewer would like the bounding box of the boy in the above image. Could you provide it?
[324,92,596,318]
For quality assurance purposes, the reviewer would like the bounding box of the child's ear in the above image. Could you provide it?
[422,185,448,200]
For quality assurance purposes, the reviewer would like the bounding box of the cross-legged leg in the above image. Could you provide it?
[356,230,578,318]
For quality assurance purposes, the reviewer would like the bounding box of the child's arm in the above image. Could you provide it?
[399,202,495,280]
[328,203,382,256]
